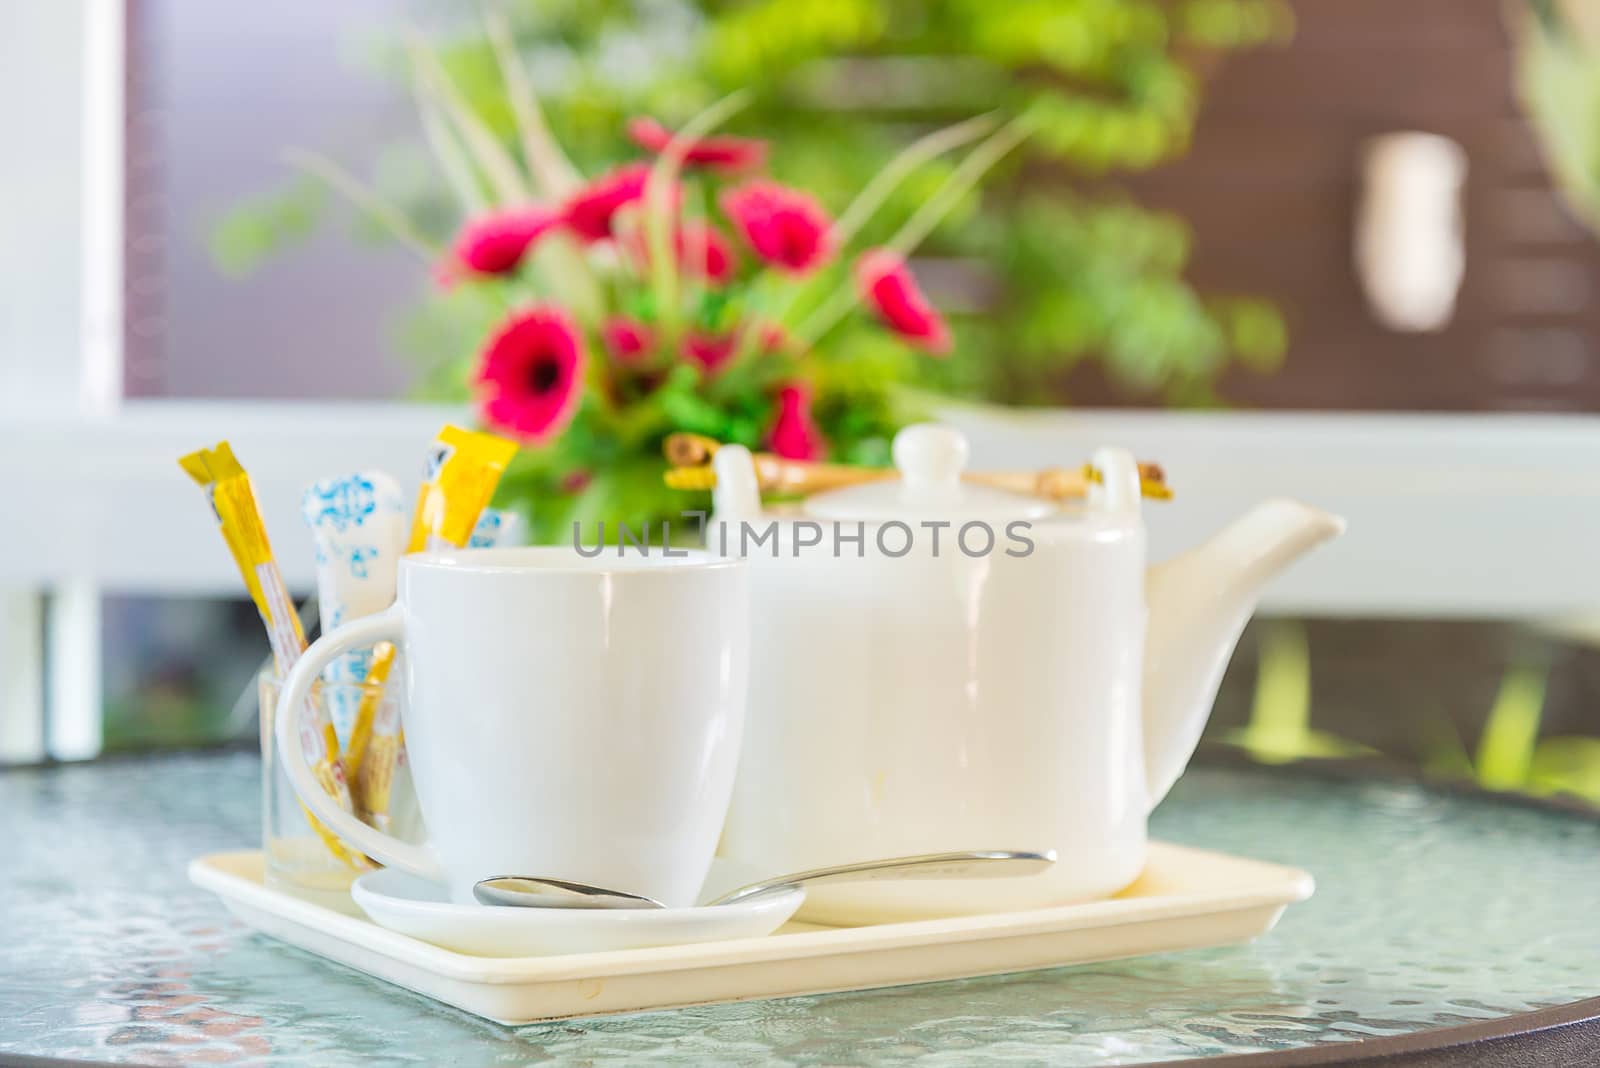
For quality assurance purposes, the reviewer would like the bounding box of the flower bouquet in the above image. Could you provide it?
[308,22,1029,543]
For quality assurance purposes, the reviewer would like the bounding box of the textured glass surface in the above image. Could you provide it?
[3,754,1598,1066]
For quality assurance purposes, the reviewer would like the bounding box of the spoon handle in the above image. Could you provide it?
[708,849,1055,907]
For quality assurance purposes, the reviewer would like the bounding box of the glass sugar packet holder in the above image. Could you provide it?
[252,606,422,897]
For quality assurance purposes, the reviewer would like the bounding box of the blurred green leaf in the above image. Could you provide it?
[207,177,326,277]
[1516,1,1600,235]
[1476,660,1549,791]
[1216,620,1374,765]
[1217,297,1288,371]
[1528,735,1600,804]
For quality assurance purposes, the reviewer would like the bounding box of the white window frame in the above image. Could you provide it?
[2,0,124,763]
[5,2,1600,760]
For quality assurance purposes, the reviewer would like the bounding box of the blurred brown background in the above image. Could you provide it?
[1070,0,1596,412]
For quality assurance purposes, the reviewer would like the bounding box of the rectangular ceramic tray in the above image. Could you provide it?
[189,843,1312,1025]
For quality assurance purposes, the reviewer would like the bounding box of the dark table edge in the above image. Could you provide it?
[1153,997,1600,1068]
[9,1001,1600,1068]
[6,746,1599,1068]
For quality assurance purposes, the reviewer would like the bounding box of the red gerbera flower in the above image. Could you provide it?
[768,383,826,461]
[602,317,655,364]
[720,181,834,275]
[626,221,738,287]
[451,207,563,276]
[854,249,952,355]
[474,307,586,443]
[675,221,737,286]
[681,331,738,375]
[561,163,671,243]
[627,117,768,175]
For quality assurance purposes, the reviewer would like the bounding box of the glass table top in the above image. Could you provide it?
[2,752,1598,1066]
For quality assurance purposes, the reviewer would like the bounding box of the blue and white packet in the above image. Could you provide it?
[301,471,408,745]
[468,507,525,548]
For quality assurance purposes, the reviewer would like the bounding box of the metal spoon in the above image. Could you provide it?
[473,849,1055,910]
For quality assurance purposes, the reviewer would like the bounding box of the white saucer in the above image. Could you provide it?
[350,865,806,957]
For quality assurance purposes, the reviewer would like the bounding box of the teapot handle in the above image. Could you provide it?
[1088,447,1142,520]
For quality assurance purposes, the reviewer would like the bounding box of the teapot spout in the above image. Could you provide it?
[1143,499,1345,809]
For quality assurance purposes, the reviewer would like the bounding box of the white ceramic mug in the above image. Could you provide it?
[276,547,749,905]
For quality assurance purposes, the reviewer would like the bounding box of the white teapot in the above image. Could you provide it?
[708,424,1344,923]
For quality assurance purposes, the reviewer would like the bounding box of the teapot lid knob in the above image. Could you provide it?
[894,424,968,489]
[803,422,1051,521]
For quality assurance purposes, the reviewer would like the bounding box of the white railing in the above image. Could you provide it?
[9,401,1600,620]
[10,400,1600,762]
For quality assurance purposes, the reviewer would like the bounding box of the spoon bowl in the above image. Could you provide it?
[473,876,665,911]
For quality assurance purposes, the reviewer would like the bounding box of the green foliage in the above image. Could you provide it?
[1516,0,1600,236]
[209,177,326,277]
[1474,660,1548,790]
[1453,656,1600,805]
[1223,626,1600,808]
[1215,621,1374,765]
[217,0,1290,405]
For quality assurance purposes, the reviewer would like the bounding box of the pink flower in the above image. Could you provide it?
[681,331,738,375]
[854,249,951,354]
[561,163,666,243]
[768,383,826,461]
[720,181,834,275]
[474,307,586,443]
[627,117,768,174]
[451,207,563,275]
[602,317,655,364]
[758,321,790,355]
[627,221,738,287]
[675,221,737,286]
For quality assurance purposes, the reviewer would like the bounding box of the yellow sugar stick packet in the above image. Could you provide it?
[355,713,404,833]
[346,641,398,828]
[346,425,515,836]
[179,442,306,674]
[181,441,366,869]
[406,425,518,552]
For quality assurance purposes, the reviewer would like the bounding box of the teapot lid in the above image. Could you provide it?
[802,424,1055,522]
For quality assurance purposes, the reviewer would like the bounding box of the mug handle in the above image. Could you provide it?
[274,603,446,883]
